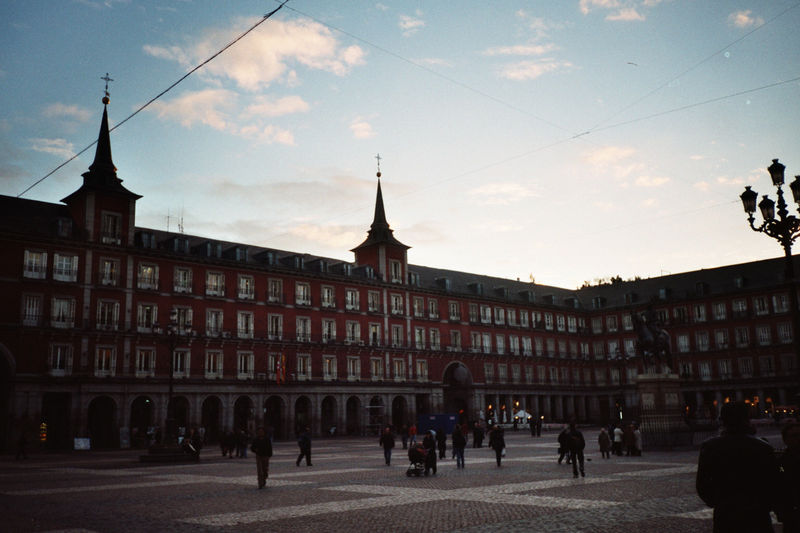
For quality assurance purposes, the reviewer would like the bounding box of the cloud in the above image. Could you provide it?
[399,14,425,36]
[606,8,645,21]
[499,58,573,80]
[467,182,538,205]
[144,17,365,91]
[580,0,650,21]
[728,10,764,29]
[693,181,711,192]
[29,138,75,158]
[350,118,376,139]
[483,43,557,56]
[42,103,91,122]
[634,175,670,187]
[583,145,636,167]
[580,0,620,15]
[244,95,310,117]
[286,223,362,249]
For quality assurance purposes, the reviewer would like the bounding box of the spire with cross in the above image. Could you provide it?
[100,72,113,104]
[375,153,382,179]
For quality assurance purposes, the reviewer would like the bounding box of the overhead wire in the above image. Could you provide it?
[16,1,289,198]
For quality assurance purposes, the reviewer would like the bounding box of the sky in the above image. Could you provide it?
[2,0,800,290]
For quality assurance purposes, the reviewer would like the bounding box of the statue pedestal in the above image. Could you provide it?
[636,372,689,450]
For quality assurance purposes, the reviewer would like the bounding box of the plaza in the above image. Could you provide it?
[1,427,787,532]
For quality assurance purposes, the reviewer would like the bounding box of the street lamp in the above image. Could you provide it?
[153,309,192,446]
[740,158,800,403]
[613,349,632,421]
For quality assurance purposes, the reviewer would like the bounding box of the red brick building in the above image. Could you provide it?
[1,101,797,450]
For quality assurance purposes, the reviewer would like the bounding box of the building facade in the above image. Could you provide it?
[1,102,797,450]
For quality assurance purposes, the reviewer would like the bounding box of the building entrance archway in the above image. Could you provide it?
[88,396,117,449]
[130,396,153,448]
[346,396,361,436]
[264,396,284,439]
[321,396,337,435]
[201,396,222,443]
[443,362,473,423]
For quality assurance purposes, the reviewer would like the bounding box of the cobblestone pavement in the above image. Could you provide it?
[0,428,786,533]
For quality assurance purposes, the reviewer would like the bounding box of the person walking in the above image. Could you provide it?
[557,426,571,464]
[452,425,466,468]
[473,421,484,448]
[613,424,624,456]
[379,426,395,466]
[623,424,636,456]
[598,427,611,459]
[696,401,780,533]
[633,424,642,456]
[400,424,409,450]
[488,425,506,467]
[250,427,273,489]
[566,422,586,478]
[778,421,800,533]
[422,430,437,476]
[436,427,447,459]
[296,426,312,466]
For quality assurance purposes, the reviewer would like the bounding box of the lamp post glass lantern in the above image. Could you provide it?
[740,158,800,402]
[154,309,192,446]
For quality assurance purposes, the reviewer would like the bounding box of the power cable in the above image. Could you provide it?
[16,1,289,198]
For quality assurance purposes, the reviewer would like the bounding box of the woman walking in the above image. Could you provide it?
[488,425,506,467]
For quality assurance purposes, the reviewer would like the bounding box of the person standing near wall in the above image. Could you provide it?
[251,427,273,490]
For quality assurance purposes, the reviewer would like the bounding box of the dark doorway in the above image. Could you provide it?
[294,396,311,435]
[42,392,71,450]
[346,396,361,436]
[442,363,473,423]
[264,396,283,439]
[391,396,406,430]
[170,396,190,433]
[321,396,337,435]
[201,396,222,443]
[88,396,117,449]
[234,396,253,434]
[130,396,153,448]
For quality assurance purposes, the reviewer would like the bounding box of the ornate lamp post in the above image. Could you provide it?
[153,309,192,446]
[740,158,800,404]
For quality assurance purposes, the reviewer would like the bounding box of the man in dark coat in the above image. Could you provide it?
[557,427,571,464]
[422,430,437,475]
[488,425,505,467]
[379,426,395,465]
[566,422,586,478]
[250,427,273,489]
[436,427,447,459]
[696,401,780,533]
[296,426,312,466]
[452,425,467,468]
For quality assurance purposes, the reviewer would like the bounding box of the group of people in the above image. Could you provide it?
[219,429,251,459]
[557,423,586,477]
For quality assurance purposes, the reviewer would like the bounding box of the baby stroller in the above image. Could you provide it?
[406,443,426,477]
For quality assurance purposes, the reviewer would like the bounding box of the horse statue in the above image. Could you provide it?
[631,307,673,373]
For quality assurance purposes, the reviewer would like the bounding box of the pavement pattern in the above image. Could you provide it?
[0,428,786,533]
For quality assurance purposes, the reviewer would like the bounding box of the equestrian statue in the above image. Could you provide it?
[631,307,674,373]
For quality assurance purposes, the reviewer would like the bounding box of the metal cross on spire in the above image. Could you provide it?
[100,73,114,103]
[375,153,382,178]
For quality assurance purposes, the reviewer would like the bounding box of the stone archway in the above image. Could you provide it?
[264,396,284,439]
[294,396,311,435]
[201,396,222,443]
[171,396,190,433]
[442,361,473,423]
[130,396,153,448]
[368,396,384,435]
[234,396,254,434]
[321,396,337,435]
[88,396,118,449]
[391,396,407,430]
[346,396,361,436]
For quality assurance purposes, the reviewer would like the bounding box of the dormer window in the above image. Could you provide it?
[56,218,72,238]
[390,260,402,283]
[100,212,122,245]
[173,237,189,254]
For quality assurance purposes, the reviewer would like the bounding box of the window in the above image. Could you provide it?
[714,329,729,349]
[22,294,42,326]
[100,212,122,244]
[96,300,120,330]
[238,351,255,379]
[484,363,494,383]
[494,307,505,325]
[507,309,517,326]
[448,302,460,321]
[732,298,747,317]
[480,305,491,324]
[699,361,711,381]
[535,338,544,356]
[580,342,589,358]
[390,260,402,283]
[610,368,621,385]
[738,357,753,377]
[369,323,381,346]
[322,319,336,342]
[370,357,383,380]
[677,334,690,353]
[556,315,566,332]
[592,340,604,359]
[295,282,311,306]
[368,291,380,312]
[497,364,508,383]
[296,353,311,381]
[525,365,534,383]
[391,325,403,347]
[321,285,336,308]
[347,356,361,381]
[206,309,223,337]
[413,297,424,318]
[268,279,283,303]
[393,358,405,381]
[99,258,119,286]
[449,330,461,351]
[268,314,283,339]
[695,331,709,351]
[416,359,428,381]
[522,337,532,356]
[718,359,732,379]
[754,296,769,316]
[679,362,693,379]
[568,316,577,333]
[323,355,337,380]
[773,294,789,313]
[296,317,311,342]
[238,275,255,300]
[390,294,403,315]
[496,334,505,355]
[173,307,193,333]
[623,338,636,356]
[135,348,155,377]
[621,314,632,331]
[469,303,479,323]
[713,302,727,320]
[759,356,775,376]
[693,304,707,323]
[607,340,618,358]
[778,322,793,343]
[174,267,192,293]
[238,311,254,339]
[23,250,47,279]
[428,299,439,319]
[482,333,492,354]
[606,315,617,332]
[345,288,359,310]
[673,307,688,324]
[544,313,553,330]
[549,367,559,384]
[94,347,116,377]
[756,325,771,345]
[206,272,224,297]
[345,321,361,344]
[591,317,603,334]
[594,368,606,385]
[51,297,75,328]
[509,335,519,355]
[205,350,222,379]
[54,253,78,282]
[520,310,529,328]
[50,344,73,376]
[735,327,749,347]
[414,327,426,349]
[429,329,440,350]
[267,353,278,381]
